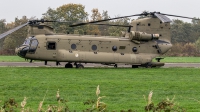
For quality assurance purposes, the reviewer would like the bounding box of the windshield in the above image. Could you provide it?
[22,36,39,53]
[22,37,32,45]
[29,37,39,53]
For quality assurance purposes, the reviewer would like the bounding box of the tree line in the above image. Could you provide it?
[0,3,200,56]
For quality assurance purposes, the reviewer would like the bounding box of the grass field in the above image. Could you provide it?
[0,56,26,62]
[1,56,200,63]
[0,67,200,111]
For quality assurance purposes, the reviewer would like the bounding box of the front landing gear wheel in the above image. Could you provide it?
[76,64,84,69]
[65,63,73,68]
[114,64,118,68]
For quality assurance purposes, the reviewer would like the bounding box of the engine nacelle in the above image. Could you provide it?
[129,31,159,41]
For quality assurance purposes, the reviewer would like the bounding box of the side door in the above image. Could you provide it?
[45,38,59,60]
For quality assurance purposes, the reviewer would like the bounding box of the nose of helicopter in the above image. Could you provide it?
[15,46,29,58]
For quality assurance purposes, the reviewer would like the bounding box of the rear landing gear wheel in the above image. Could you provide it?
[65,63,73,68]
[114,64,118,68]
[146,62,152,68]
[76,64,84,69]
[132,65,139,68]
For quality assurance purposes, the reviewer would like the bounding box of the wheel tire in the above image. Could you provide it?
[69,64,73,68]
[132,65,138,68]
[76,64,84,69]
[114,64,118,68]
[65,64,68,68]
[146,63,152,68]
[65,64,73,68]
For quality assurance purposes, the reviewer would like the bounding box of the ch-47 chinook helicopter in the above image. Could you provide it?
[0,12,198,68]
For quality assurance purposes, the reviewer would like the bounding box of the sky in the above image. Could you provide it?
[0,0,199,23]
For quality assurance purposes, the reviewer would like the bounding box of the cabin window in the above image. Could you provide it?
[47,42,56,50]
[92,45,97,51]
[112,46,117,51]
[38,26,44,29]
[132,47,137,52]
[71,44,77,50]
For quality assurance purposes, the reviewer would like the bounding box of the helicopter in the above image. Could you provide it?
[0,12,198,68]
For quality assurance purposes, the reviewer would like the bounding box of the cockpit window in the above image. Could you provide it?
[23,38,31,45]
[23,37,34,45]
[29,39,38,53]
[21,36,38,53]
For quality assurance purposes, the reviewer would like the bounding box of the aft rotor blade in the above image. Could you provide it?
[160,13,200,20]
[70,14,143,27]
[0,22,28,39]
[154,13,172,23]
[91,23,133,27]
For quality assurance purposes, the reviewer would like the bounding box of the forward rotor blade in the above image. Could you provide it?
[0,22,28,39]
[70,14,143,27]
[160,13,200,20]
[56,21,72,23]
[41,20,72,23]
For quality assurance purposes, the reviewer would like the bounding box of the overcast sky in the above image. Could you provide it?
[0,0,199,23]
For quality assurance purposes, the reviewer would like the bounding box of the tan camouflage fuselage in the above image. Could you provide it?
[15,17,172,67]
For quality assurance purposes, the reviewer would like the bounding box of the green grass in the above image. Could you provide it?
[0,56,26,62]
[0,67,200,111]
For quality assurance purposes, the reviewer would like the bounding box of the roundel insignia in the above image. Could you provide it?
[75,53,79,57]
